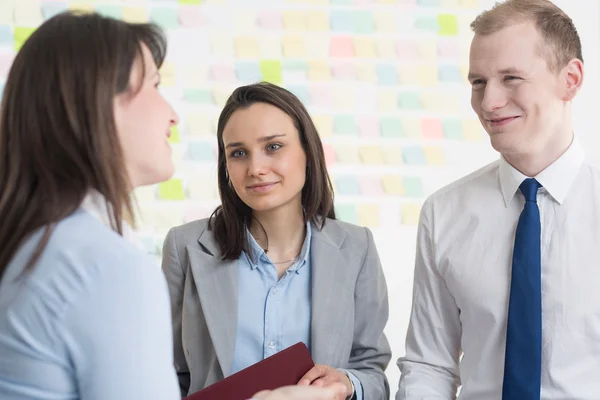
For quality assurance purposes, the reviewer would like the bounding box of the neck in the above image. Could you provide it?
[249,203,306,260]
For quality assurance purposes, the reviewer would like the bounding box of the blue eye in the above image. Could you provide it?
[230,149,246,158]
[267,143,282,152]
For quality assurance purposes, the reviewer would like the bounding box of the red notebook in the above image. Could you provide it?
[184,342,314,400]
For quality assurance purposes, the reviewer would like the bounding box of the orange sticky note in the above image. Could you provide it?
[330,36,354,57]
[421,118,444,139]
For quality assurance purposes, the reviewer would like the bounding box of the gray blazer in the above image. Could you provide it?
[161,217,391,399]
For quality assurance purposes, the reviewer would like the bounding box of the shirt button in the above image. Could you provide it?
[272,287,279,294]
[268,341,275,350]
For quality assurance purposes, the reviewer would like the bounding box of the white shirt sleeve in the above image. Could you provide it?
[396,200,462,399]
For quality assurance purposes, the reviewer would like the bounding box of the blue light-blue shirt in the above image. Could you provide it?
[231,222,363,399]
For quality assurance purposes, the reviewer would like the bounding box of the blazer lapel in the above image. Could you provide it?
[187,228,238,378]
[310,221,349,365]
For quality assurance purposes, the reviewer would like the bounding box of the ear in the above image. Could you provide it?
[561,58,584,101]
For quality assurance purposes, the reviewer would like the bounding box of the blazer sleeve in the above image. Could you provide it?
[345,227,392,400]
[162,227,191,398]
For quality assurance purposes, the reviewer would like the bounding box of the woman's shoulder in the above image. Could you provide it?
[165,217,211,246]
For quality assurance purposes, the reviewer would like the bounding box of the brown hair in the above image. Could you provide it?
[208,82,336,260]
[470,0,583,71]
[0,11,167,281]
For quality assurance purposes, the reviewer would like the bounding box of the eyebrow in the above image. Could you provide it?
[468,67,523,81]
[225,134,286,149]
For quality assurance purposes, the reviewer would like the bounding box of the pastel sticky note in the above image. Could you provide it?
[14,2,43,25]
[335,204,358,224]
[179,6,205,28]
[382,146,403,165]
[354,37,376,58]
[424,146,445,165]
[439,64,463,82]
[463,119,483,140]
[234,11,256,31]
[14,27,36,51]
[403,146,427,165]
[397,65,418,85]
[336,176,360,195]
[330,36,354,57]
[373,12,396,32]
[357,116,380,138]
[421,118,444,139]
[159,62,176,87]
[151,7,180,29]
[359,146,384,165]
[331,62,356,80]
[187,141,215,161]
[122,7,149,23]
[283,11,305,30]
[185,114,211,137]
[353,11,374,33]
[334,144,360,164]
[420,93,443,111]
[306,11,328,31]
[282,36,306,58]
[398,92,421,109]
[401,203,421,225]
[0,26,12,46]
[179,0,202,4]
[376,64,398,86]
[0,2,12,24]
[358,204,380,228]
[210,64,236,82]
[308,85,333,108]
[459,0,478,7]
[41,3,68,20]
[322,143,336,167]
[313,115,333,138]
[402,118,422,138]
[330,10,353,32]
[159,179,185,200]
[376,39,396,58]
[258,11,283,29]
[380,117,404,138]
[288,85,311,105]
[356,64,377,82]
[260,60,282,84]
[382,175,404,195]
[305,36,329,58]
[282,60,309,78]
[333,115,358,136]
[443,119,463,140]
[417,39,437,61]
[235,36,260,59]
[212,86,233,106]
[437,39,460,58]
[169,125,181,144]
[211,36,234,57]
[438,14,458,36]
[183,89,212,103]
[69,1,94,13]
[415,16,438,31]
[95,5,122,19]
[403,176,424,197]
[396,39,418,59]
[359,176,383,196]
[308,60,331,81]
[235,62,261,82]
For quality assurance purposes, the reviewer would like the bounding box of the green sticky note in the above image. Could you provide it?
[260,60,282,85]
[380,117,404,138]
[335,204,358,224]
[403,176,424,197]
[353,11,374,34]
[183,89,212,103]
[95,5,122,19]
[438,14,458,36]
[159,180,185,200]
[443,119,463,140]
[398,92,422,109]
[14,27,37,51]
[151,7,180,29]
[169,126,180,143]
[333,115,358,136]
[178,0,201,5]
[415,16,438,31]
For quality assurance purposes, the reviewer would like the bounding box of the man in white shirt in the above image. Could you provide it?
[396,1,600,399]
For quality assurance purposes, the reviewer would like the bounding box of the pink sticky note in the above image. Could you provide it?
[210,63,236,82]
[357,116,380,138]
[0,54,14,76]
[330,36,354,58]
[396,39,417,59]
[359,176,383,196]
[323,143,336,167]
[179,6,205,28]
[421,118,444,139]
[331,62,356,80]
[258,11,283,29]
[437,39,460,58]
[309,85,333,108]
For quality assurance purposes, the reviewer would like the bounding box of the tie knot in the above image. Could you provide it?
[519,178,541,203]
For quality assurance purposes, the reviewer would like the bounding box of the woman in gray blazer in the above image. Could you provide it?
[162,82,391,400]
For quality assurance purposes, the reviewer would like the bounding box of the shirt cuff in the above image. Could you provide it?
[338,368,363,400]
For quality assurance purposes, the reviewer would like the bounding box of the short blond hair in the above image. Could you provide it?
[470,0,583,71]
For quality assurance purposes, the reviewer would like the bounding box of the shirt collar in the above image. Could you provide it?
[245,221,312,274]
[499,136,584,207]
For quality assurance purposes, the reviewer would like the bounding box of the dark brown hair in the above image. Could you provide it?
[209,82,335,260]
[0,11,167,281]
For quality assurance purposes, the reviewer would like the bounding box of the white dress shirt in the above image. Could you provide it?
[396,137,600,399]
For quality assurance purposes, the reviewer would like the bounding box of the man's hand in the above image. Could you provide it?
[252,383,347,400]
[297,364,352,397]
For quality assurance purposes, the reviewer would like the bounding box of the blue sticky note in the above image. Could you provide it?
[353,11,374,34]
[416,0,439,5]
[335,204,358,224]
[380,117,404,137]
[336,176,360,195]
[235,62,262,82]
[187,141,215,161]
[438,64,463,82]
[330,11,354,32]
[42,3,68,20]
[376,64,398,85]
[403,176,424,197]
[403,147,427,165]
[288,85,311,106]
[0,26,12,46]
[415,15,439,31]
[333,115,358,135]
[151,7,180,29]
[183,89,212,103]
[443,119,463,139]
[398,92,422,109]
[96,5,122,19]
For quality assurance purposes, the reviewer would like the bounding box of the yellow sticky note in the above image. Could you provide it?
[212,86,232,106]
[398,65,419,85]
[376,39,396,58]
[122,7,148,23]
[211,36,234,57]
[182,65,207,88]
[235,36,260,59]
[308,60,331,81]
[69,1,94,13]
[463,119,483,140]
[333,87,355,110]
[159,62,176,87]
[373,12,396,32]
[179,0,202,4]
[313,115,333,138]
[418,65,439,87]
[259,37,282,58]
[417,39,437,61]
[424,146,445,165]
[185,113,212,136]
[14,1,43,24]
[169,125,180,143]
[438,14,458,36]
[459,0,479,7]
[354,37,376,58]
[14,27,36,51]
[334,144,360,164]
[382,175,404,195]
[403,118,422,138]
[358,204,380,228]
[401,203,422,225]
[234,11,256,31]
[283,36,306,58]
[356,63,377,82]
[158,179,185,200]
[377,89,397,112]
[359,146,384,165]
[260,60,282,84]
[283,11,305,30]
[382,146,403,165]
[306,11,328,31]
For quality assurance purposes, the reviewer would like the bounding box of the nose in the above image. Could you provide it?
[247,152,269,177]
[170,105,180,126]
[480,83,508,113]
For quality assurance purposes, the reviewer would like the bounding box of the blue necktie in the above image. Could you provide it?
[502,178,542,400]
